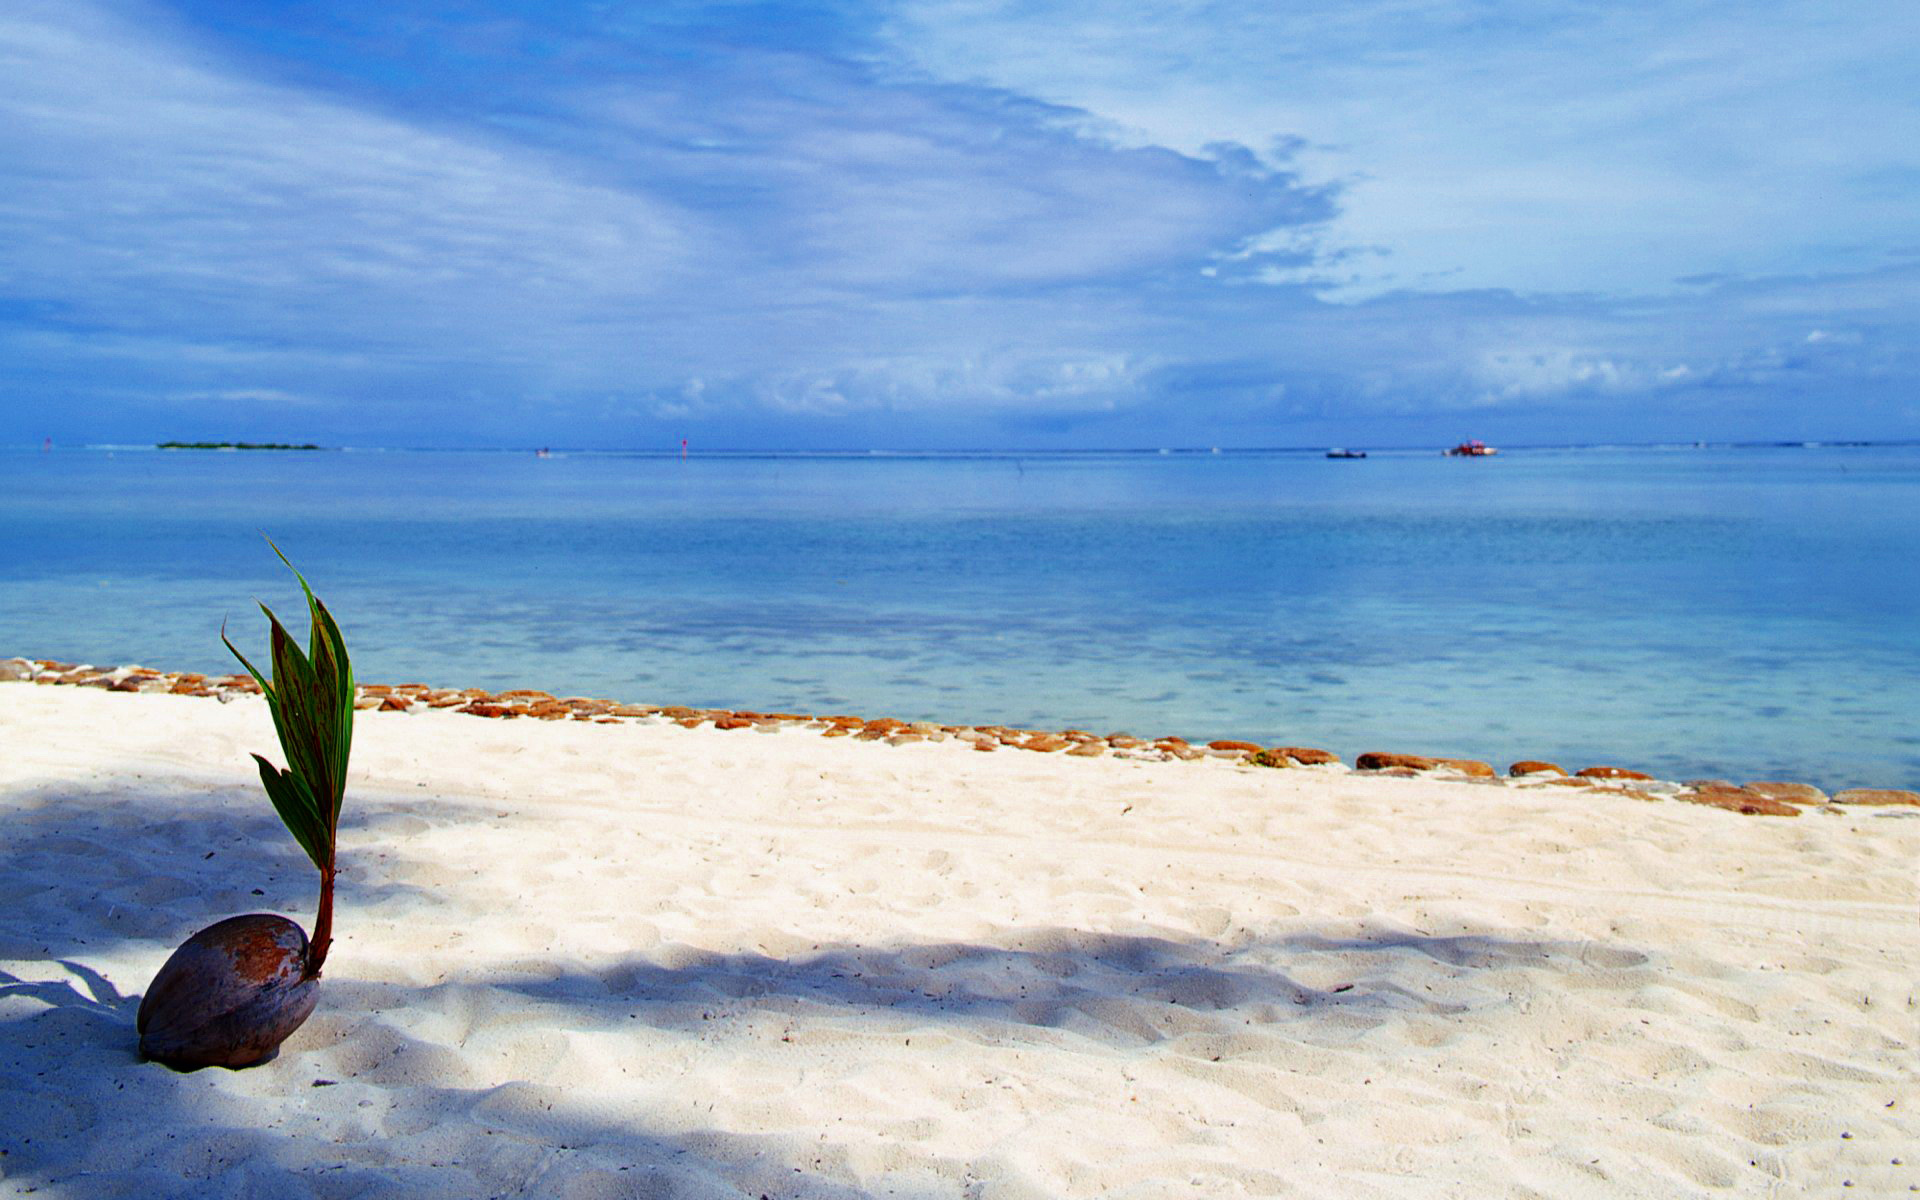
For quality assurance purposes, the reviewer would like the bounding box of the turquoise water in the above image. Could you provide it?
[2,444,1916,789]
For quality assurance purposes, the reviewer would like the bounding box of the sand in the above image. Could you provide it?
[1,682,1915,1198]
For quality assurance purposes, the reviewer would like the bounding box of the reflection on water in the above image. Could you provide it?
[3,444,1917,788]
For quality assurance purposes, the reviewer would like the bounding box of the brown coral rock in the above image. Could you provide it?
[1831,788,1920,806]
[1274,746,1340,766]
[1577,766,1655,781]
[1207,739,1263,753]
[1681,786,1800,817]
[1356,752,1440,772]
[1509,760,1567,777]
[1740,780,1835,804]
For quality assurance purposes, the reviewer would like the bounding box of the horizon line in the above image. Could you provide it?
[20,438,1919,456]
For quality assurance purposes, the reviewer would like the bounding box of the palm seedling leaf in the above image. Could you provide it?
[221,541,354,872]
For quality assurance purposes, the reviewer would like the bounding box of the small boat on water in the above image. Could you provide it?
[1445,439,1497,457]
[1326,448,1367,459]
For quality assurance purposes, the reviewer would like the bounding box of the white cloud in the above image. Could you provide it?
[1473,349,1666,402]
[0,0,1916,445]
[0,2,706,343]
[0,0,1323,417]
[168,387,320,408]
[877,0,1920,299]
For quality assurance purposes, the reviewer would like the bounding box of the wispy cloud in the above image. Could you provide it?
[0,0,1329,441]
[0,0,1915,446]
[881,0,1920,299]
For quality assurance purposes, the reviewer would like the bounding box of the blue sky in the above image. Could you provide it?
[2,0,1916,448]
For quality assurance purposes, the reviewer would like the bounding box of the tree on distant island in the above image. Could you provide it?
[157,441,324,451]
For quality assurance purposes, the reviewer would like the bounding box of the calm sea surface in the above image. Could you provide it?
[3,444,1916,789]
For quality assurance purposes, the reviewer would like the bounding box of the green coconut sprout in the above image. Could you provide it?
[220,542,354,978]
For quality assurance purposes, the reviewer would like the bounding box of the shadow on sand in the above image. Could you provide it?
[0,776,1655,1198]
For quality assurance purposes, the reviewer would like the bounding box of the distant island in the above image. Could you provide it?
[156,441,323,451]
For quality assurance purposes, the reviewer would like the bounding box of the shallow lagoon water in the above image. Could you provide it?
[3,443,1916,789]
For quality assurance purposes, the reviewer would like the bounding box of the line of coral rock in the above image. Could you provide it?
[5,656,1914,819]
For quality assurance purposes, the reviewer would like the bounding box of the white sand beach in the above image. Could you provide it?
[2,681,1916,1198]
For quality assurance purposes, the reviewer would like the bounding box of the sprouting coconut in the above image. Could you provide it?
[138,545,353,1069]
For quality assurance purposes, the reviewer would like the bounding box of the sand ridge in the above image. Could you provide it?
[2,684,1916,1198]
